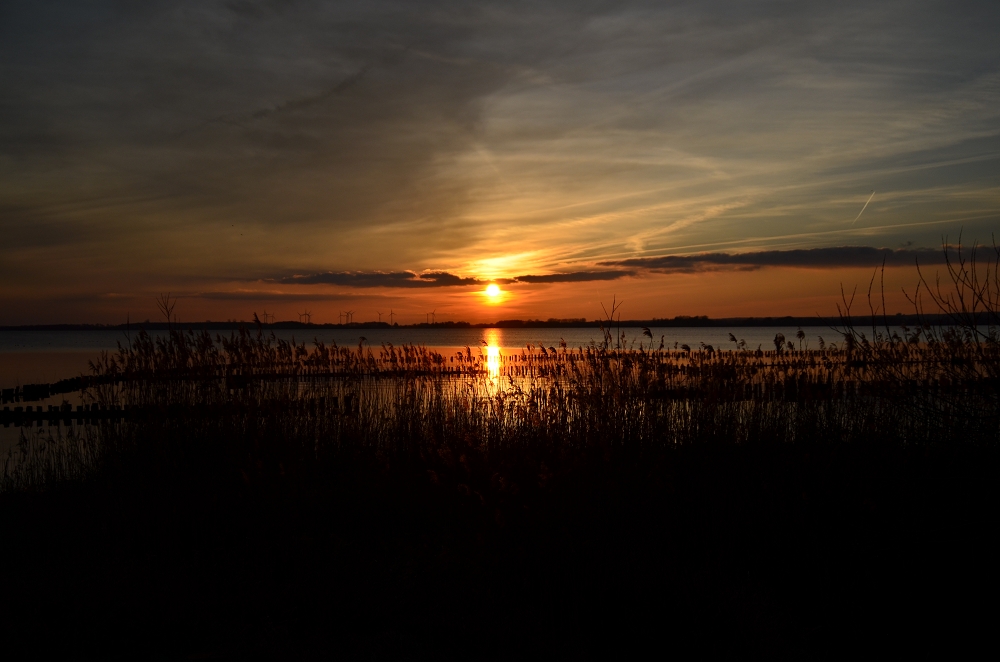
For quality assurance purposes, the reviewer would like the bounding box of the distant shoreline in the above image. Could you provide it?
[0,313,966,331]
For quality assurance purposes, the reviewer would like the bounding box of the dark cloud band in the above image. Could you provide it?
[599,246,951,272]
[196,291,366,302]
[514,271,633,283]
[277,272,480,288]
[271,246,953,290]
[271,269,635,288]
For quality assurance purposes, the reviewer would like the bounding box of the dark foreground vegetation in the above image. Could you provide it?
[2,244,999,659]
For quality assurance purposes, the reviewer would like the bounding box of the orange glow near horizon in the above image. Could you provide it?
[0,264,955,326]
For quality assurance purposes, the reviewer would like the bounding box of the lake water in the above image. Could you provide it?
[0,325,838,390]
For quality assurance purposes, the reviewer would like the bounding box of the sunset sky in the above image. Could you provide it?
[2,1,999,324]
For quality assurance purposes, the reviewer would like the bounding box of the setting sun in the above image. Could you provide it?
[485,284,501,298]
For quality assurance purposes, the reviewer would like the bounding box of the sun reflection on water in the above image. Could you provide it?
[487,345,501,379]
[484,329,502,380]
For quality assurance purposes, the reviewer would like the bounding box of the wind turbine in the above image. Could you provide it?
[377,311,383,324]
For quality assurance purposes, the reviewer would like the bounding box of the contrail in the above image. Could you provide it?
[852,190,875,225]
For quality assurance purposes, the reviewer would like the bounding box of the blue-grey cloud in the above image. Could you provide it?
[513,271,633,283]
[600,246,952,272]
[272,269,634,287]
[272,245,958,288]
[194,290,367,302]
[276,271,480,288]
